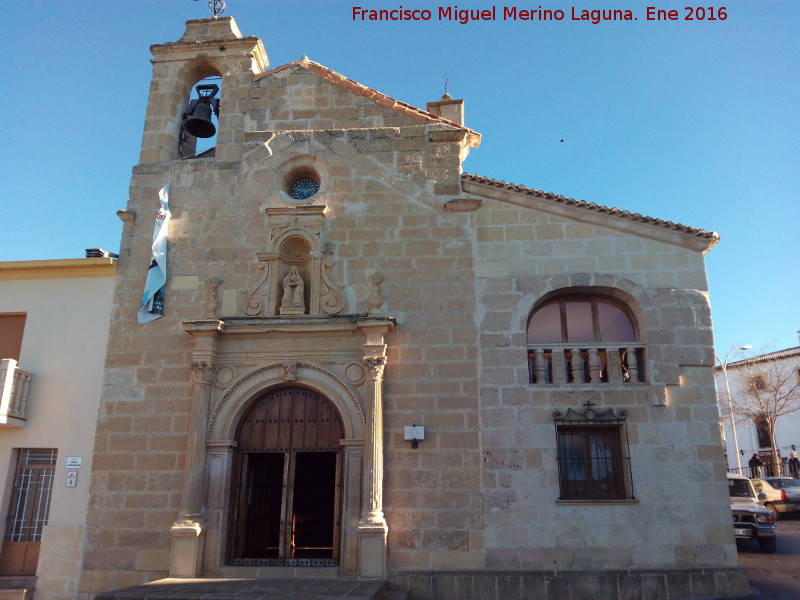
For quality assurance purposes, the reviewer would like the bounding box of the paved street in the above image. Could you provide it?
[734,514,800,599]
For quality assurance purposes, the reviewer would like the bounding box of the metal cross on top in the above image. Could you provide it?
[582,400,597,420]
[195,0,226,17]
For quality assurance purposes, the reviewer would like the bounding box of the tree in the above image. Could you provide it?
[724,358,800,475]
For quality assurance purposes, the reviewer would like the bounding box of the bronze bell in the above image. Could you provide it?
[184,100,216,138]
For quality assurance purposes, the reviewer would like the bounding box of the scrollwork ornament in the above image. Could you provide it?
[320,253,346,314]
[241,263,270,316]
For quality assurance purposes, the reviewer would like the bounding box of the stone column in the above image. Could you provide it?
[171,320,221,577]
[361,355,386,526]
[181,362,214,517]
[358,335,388,579]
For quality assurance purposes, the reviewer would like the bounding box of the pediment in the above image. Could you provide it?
[252,59,481,147]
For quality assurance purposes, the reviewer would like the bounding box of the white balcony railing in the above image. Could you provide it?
[528,345,645,384]
[0,359,32,426]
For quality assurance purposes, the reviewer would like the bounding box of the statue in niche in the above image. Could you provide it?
[280,266,306,314]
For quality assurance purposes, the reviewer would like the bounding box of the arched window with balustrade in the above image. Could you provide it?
[527,294,645,385]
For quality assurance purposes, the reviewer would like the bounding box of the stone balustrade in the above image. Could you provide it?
[0,358,32,425]
[528,345,645,384]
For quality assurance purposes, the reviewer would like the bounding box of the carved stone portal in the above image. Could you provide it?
[240,206,347,316]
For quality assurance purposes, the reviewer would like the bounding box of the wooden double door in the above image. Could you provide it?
[230,387,344,563]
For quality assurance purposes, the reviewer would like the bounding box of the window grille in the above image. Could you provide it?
[553,403,634,501]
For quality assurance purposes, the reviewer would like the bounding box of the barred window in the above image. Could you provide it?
[746,374,767,392]
[4,449,57,543]
[528,295,644,384]
[554,404,633,501]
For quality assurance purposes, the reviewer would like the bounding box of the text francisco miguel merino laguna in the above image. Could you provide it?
[353,5,683,24]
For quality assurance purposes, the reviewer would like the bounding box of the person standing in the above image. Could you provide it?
[789,451,800,478]
[748,453,764,478]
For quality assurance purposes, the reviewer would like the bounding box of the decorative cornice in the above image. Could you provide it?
[183,319,224,336]
[206,440,238,450]
[265,205,327,218]
[444,198,482,213]
[116,210,136,223]
[0,258,116,281]
[210,314,395,335]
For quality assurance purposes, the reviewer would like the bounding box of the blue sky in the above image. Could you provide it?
[0,0,797,358]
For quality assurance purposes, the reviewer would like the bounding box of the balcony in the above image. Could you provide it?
[0,359,32,427]
[528,345,645,385]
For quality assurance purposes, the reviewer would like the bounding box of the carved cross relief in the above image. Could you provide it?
[241,206,347,316]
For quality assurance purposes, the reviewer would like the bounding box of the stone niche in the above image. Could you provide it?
[241,206,346,317]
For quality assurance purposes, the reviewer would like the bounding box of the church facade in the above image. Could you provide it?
[78,17,748,600]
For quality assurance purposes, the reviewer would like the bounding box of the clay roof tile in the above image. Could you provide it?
[461,173,720,247]
[254,60,480,145]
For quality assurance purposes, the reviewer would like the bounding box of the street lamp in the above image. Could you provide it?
[716,345,752,473]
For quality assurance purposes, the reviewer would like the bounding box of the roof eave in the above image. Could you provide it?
[462,175,719,253]
[717,347,800,370]
[254,60,481,147]
[0,258,117,281]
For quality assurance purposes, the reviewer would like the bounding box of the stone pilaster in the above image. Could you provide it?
[170,320,221,577]
[181,361,215,518]
[358,332,388,578]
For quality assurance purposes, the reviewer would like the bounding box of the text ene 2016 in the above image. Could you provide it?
[647,6,728,20]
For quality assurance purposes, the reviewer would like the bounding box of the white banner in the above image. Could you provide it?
[137,184,171,324]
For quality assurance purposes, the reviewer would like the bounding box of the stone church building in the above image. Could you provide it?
[77,16,749,600]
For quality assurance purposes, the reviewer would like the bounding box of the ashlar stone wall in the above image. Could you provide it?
[80,17,744,600]
[469,197,735,573]
[81,21,483,589]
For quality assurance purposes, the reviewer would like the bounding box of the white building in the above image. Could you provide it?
[0,258,115,600]
[716,339,800,475]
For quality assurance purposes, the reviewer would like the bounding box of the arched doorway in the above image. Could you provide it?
[229,387,344,565]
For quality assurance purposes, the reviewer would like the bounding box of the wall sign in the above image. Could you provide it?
[65,456,83,469]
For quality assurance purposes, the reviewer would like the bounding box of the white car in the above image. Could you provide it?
[751,477,800,519]
[728,473,776,553]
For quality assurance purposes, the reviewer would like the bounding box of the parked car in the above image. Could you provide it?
[728,473,776,553]
[751,477,800,519]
